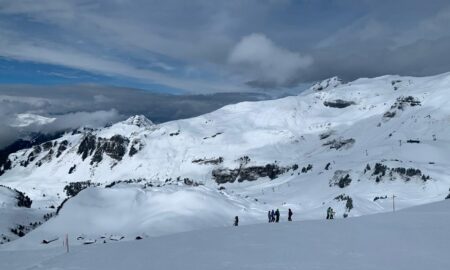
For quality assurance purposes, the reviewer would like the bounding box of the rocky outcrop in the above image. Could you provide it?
[77,134,129,164]
[323,99,356,108]
[323,138,355,150]
[192,157,224,165]
[0,185,32,208]
[129,139,144,157]
[77,134,97,161]
[212,163,294,184]
[91,135,129,165]
[329,170,352,188]
[312,77,342,91]
[334,194,353,212]
[56,140,68,158]
[366,163,430,183]
[383,96,421,120]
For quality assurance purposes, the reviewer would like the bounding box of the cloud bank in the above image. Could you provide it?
[0,84,275,148]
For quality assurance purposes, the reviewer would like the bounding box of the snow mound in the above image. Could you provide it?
[4,185,262,250]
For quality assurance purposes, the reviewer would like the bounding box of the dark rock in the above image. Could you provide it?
[330,170,352,188]
[90,135,129,165]
[323,138,355,150]
[192,157,224,165]
[77,134,97,161]
[203,132,223,139]
[323,99,356,108]
[383,111,396,118]
[129,139,144,157]
[301,164,313,173]
[16,190,32,208]
[319,130,334,140]
[56,140,68,158]
[372,163,388,176]
[0,132,64,174]
[129,145,138,157]
[68,164,76,174]
[371,163,428,183]
[64,181,96,197]
[373,195,388,202]
[42,141,53,151]
[212,163,292,184]
[334,194,353,211]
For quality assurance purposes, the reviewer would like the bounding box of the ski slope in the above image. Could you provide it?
[1,200,449,270]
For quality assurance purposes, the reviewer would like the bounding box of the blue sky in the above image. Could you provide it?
[1,0,450,94]
[0,57,185,93]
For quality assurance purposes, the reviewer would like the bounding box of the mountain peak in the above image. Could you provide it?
[312,76,343,91]
[123,115,154,127]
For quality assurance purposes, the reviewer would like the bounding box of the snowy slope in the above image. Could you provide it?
[1,72,450,246]
[0,186,51,244]
[5,184,263,250]
[1,200,449,270]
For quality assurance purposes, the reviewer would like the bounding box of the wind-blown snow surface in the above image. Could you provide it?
[1,73,450,247]
[1,201,449,270]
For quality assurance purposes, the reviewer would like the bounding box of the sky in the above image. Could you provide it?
[1,0,450,93]
[1,0,450,147]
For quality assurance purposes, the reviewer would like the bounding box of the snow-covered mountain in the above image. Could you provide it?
[1,72,450,247]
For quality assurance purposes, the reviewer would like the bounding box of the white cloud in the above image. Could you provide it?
[10,113,56,128]
[48,110,123,131]
[229,33,313,87]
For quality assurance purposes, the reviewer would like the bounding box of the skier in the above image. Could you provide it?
[275,209,280,223]
[271,209,275,222]
[330,208,335,220]
[326,207,335,220]
[234,216,239,226]
[288,208,293,221]
[268,211,272,223]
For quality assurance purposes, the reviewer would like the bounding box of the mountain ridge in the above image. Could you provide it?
[1,72,450,246]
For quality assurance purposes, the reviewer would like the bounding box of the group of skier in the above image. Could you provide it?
[267,208,293,223]
[268,209,280,223]
[234,207,335,226]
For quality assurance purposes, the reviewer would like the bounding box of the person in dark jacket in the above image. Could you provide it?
[234,216,239,226]
[271,209,275,222]
[275,209,280,223]
[268,211,272,223]
[326,207,335,220]
[288,208,293,221]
